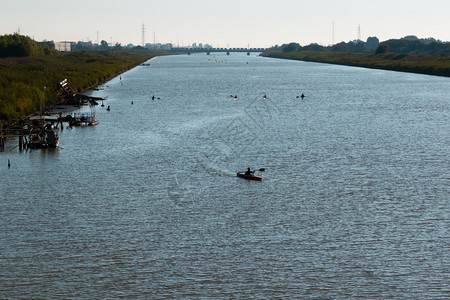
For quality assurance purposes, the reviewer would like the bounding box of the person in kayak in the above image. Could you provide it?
[245,167,254,175]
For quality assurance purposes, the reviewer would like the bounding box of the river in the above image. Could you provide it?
[1,52,449,298]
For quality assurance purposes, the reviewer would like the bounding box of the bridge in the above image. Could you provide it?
[169,47,267,54]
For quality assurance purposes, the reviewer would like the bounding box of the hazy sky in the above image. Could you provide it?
[1,0,449,47]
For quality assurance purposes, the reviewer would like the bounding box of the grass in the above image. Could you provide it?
[0,49,171,122]
[261,50,450,77]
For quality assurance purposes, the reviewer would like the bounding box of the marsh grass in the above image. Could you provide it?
[0,49,170,121]
[261,50,450,77]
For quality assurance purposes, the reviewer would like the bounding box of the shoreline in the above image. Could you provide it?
[0,50,174,126]
[1,67,129,128]
[260,51,450,78]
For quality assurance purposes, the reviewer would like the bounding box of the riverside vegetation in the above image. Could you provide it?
[0,34,170,122]
[261,36,450,77]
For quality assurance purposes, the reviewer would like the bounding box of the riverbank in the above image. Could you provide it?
[0,49,171,123]
[260,50,450,77]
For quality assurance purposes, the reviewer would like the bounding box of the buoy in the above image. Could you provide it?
[8,159,11,168]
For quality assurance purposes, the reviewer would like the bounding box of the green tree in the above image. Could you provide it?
[302,43,326,51]
[73,42,85,51]
[366,37,379,49]
[0,34,47,57]
[375,44,388,54]
[332,42,349,52]
[282,42,299,52]
[100,40,109,50]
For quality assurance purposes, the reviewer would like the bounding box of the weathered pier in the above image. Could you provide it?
[1,129,27,151]
[1,117,64,151]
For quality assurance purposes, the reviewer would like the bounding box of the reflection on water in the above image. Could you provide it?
[1,53,449,298]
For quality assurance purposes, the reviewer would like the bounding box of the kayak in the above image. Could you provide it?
[236,172,262,181]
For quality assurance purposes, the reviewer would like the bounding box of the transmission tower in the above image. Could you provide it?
[357,24,361,41]
[332,21,335,45]
[142,23,145,47]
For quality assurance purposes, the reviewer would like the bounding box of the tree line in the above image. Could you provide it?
[277,36,450,55]
[0,34,133,58]
[0,34,55,58]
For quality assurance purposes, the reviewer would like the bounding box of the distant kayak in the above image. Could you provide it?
[236,172,262,181]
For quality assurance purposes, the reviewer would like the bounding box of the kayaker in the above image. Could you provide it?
[245,167,254,175]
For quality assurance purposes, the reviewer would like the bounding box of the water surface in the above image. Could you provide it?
[1,53,449,298]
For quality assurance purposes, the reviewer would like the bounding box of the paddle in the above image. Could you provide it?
[250,168,265,172]
[241,168,265,174]
[240,168,265,174]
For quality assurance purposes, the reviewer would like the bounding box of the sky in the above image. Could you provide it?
[1,0,449,48]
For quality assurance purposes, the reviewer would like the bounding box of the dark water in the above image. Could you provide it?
[1,53,449,298]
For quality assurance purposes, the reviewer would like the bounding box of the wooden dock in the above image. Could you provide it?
[0,129,26,151]
[1,117,63,151]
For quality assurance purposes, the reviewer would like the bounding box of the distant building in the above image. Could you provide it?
[55,41,74,52]
[78,41,93,48]
[145,43,173,50]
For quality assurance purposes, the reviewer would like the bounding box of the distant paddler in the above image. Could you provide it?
[245,167,254,175]
[237,167,263,181]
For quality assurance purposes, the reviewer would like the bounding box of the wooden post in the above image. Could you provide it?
[19,135,23,151]
[59,113,63,131]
